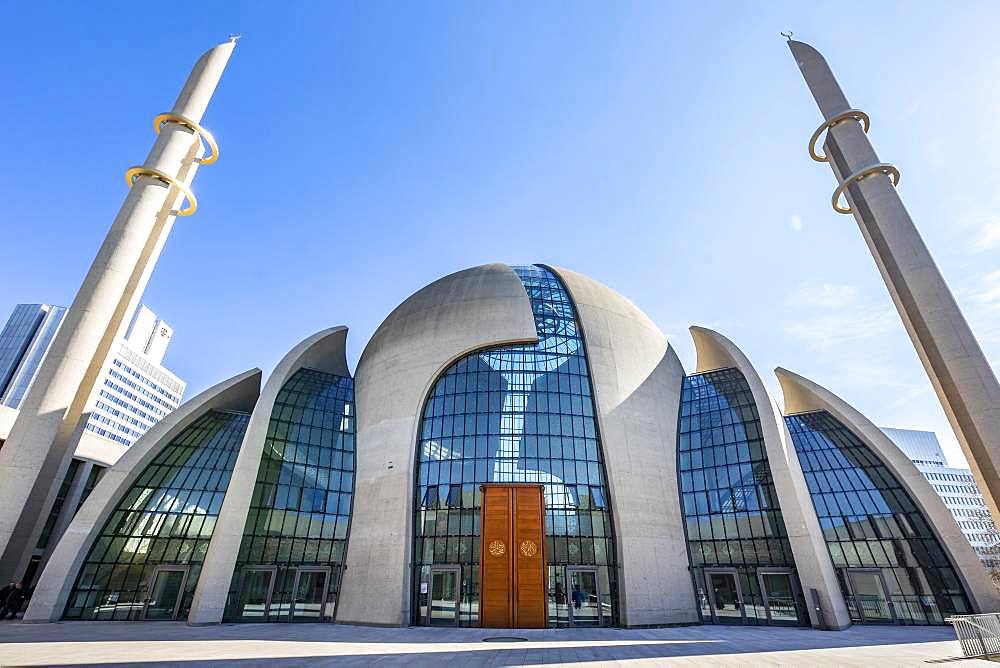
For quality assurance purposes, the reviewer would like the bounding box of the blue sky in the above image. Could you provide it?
[3,2,1000,466]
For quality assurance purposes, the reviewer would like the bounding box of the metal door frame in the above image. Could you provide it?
[845,567,896,624]
[426,565,462,627]
[704,567,745,624]
[565,565,603,627]
[236,565,278,620]
[289,566,332,622]
[756,568,802,625]
[142,565,190,621]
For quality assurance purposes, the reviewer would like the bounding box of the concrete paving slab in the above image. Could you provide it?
[0,621,988,667]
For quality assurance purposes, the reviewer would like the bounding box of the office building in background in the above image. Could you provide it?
[0,302,186,585]
[0,303,185,448]
[882,428,1000,572]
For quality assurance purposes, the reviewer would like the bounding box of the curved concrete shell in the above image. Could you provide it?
[22,368,261,622]
[337,264,537,626]
[688,327,851,629]
[189,327,350,624]
[549,265,698,626]
[775,367,1000,614]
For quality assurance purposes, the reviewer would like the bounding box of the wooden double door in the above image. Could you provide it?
[480,484,546,628]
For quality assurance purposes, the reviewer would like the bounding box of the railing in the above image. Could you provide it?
[946,613,1000,659]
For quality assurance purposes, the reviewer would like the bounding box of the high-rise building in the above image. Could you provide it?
[0,304,68,411]
[0,303,186,448]
[882,428,1000,572]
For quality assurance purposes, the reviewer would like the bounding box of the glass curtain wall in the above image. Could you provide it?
[678,368,805,625]
[224,368,355,623]
[785,410,971,624]
[64,411,248,620]
[412,265,617,627]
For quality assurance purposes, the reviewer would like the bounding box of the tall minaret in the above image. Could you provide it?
[788,40,1000,528]
[0,39,237,583]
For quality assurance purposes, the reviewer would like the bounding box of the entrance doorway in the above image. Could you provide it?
[426,566,461,626]
[847,569,894,623]
[143,566,189,620]
[705,570,743,624]
[234,566,332,622]
[758,570,802,625]
[235,567,276,620]
[566,567,602,626]
[290,568,330,621]
[479,484,546,628]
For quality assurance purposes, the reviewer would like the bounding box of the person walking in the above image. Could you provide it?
[3,583,25,620]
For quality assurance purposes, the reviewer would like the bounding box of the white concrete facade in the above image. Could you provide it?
[16,263,997,629]
[776,368,1000,615]
[337,264,538,626]
[549,265,698,626]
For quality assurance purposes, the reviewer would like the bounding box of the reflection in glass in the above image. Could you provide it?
[761,573,797,622]
[708,572,743,622]
[429,569,460,626]
[63,411,248,620]
[848,570,892,623]
[412,266,618,627]
[238,569,274,618]
[677,369,804,626]
[145,568,186,620]
[785,410,972,625]
[568,569,600,626]
[291,570,328,620]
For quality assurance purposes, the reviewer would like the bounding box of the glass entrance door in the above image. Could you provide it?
[566,568,601,626]
[290,568,330,621]
[237,567,276,620]
[706,570,744,624]
[847,569,894,623]
[759,571,801,625]
[143,566,188,620]
[427,567,461,626]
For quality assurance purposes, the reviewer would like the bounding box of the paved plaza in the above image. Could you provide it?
[0,621,989,667]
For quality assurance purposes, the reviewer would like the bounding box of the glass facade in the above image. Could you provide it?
[224,368,355,623]
[785,410,972,625]
[412,265,617,627]
[0,304,46,399]
[0,304,67,409]
[678,368,805,626]
[63,410,248,620]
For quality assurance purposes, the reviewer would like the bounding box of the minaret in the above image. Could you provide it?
[788,40,1000,529]
[0,39,237,583]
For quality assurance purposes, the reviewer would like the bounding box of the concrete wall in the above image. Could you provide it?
[21,369,261,622]
[776,367,1000,614]
[549,266,698,626]
[189,327,350,624]
[336,264,537,626]
[689,327,851,629]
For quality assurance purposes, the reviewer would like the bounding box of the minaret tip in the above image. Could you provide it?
[227,33,243,43]
[780,30,794,42]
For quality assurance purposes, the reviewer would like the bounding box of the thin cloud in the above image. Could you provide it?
[971,218,1000,253]
[785,282,858,310]
[790,214,803,232]
[783,281,898,349]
